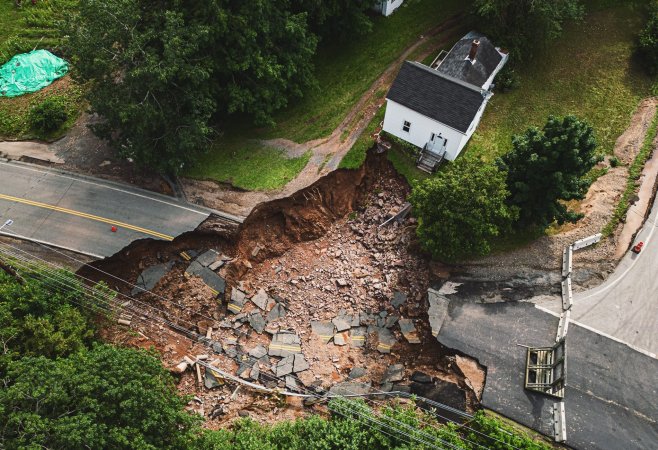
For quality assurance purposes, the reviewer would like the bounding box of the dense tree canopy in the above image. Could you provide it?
[69,0,318,173]
[473,0,583,60]
[0,270,95,364]
[637,0,658,76]
[409,158,517,262]
[291,0,372,41]
[499,115,600,228]
[0,344,200,449]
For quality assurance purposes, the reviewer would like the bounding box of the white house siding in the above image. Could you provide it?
[481,52,509,91]
[382,100,466,160]
[373,0,404,16]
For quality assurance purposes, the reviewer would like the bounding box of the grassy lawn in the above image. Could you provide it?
[189,0,470,188]
[185,142,311,191]
[339,106,386,169]
[258,0,469,144]
[466,1,654,162]
[0,0,83,140]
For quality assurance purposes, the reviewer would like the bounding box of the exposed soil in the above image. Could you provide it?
[81,151,484,426]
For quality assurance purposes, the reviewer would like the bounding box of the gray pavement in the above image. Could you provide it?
[437,301,658,450]
[0,161,225,257]
[535,194,658,357]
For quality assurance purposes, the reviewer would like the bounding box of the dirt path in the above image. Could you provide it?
[181,14,467,218]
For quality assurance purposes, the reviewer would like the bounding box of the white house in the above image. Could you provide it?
[373,0,404,16]
[382,32,508,172]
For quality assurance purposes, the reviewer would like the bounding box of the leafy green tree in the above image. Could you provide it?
[0,271,95,363]
[69,0,317,173]
[474,0,583,60]
[499,115,600,228]
[409,158,517,262]
[637,1,658,76]
[0,344,200,450]
[291,0,372,41]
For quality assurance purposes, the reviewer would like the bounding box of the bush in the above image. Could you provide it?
[494,65,520,92]
[29,96,69,133]
[609,156,620,167]
[637,1,658,75]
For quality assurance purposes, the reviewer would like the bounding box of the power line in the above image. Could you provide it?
[0,231,520,449]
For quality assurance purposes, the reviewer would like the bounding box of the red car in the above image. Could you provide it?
[632,241,644,254]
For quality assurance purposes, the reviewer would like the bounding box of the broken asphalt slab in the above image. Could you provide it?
[251,288,269,310]
[248,312,266,334]
[311,321,334,343]
[228,288,246,314]
[427,288,450,338]
[266,303,286,322]
[187,261,225,296]
[398,318,421,344]
[329,381,371,397]
[349,327,366,348]
[373,327,396,354]
[269,332,302,357]
[195,249,220,267]
[382,364,404,383]
[131,261,174,295]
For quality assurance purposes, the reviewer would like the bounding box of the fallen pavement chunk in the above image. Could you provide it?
[269,332,302,357]
[332,317,351,332]
[228,289,246,314]
[131,261,174,295]
[185,260,204,276]
[251,288,269,310]
[349,367,367,379]
[374,327,396,354]
[384,314,399,329]
[349,327,367,348]
[211,342,223,354]
[208,259,224,271]
[275,356,295,377]
[427,289,450,339]
[382,364,404,383]
[411,371,433,383]
[333,331,348,346]
[204,368,223,389]
[196,267,226,296]
[391,291,407,308]
[329,381,371,396]
[195,249,220,267]
[293,354,309,373]
[248,345,268,359]
[310,321,334,343]
[266,303,286,322]
[249,312,266,334]
[286,375,301,391]
[179,250,197,261]
[398,318,421,344]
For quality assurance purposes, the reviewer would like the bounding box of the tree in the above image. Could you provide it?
[0,344,200,449]
[409,158,517,262]
[473,0,583,60]
[290,0,372,41]
[637,1,658,76]
[499,115,600,228]
[0,271,95,363]
[69,0,317,173]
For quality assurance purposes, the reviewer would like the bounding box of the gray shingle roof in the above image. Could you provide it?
[386,61,485,133]
[436,32,503,88]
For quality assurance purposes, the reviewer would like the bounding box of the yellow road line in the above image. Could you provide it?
[0,193,173,241]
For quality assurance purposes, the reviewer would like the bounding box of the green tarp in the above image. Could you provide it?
[0,50,69,98]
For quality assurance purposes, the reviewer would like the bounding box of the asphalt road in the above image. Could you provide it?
[0,161,227,257]
[536,196,658,357]
[437,301,658,450]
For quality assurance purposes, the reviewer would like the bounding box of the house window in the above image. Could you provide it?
[402,120,411,132]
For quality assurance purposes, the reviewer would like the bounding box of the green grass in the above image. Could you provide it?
[339,106,386,170]
[185,142,311,191]
[187,0,469,187]
[0,79,84,141]
[0,0,83,140]
[255,0,468,144]
[386,146,430,185]
[466,2,654,162]
[602,113,658,236]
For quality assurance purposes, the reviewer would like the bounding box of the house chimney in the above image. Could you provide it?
[468,39,480,61]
